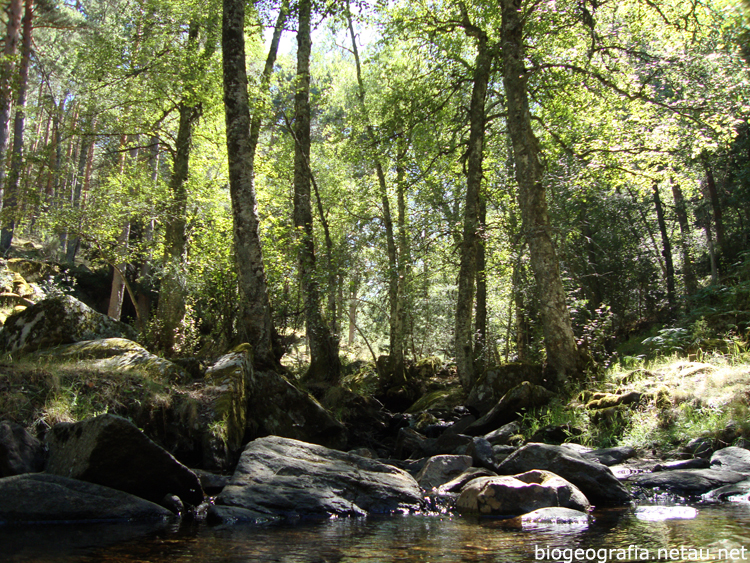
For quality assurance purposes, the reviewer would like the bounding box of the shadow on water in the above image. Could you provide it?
[4,503,750,563]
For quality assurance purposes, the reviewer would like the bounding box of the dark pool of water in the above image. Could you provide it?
[3,502,750,562]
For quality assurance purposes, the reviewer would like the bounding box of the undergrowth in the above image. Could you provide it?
[0,356,172,434]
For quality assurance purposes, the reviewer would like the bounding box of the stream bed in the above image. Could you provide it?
[3,502,750,562]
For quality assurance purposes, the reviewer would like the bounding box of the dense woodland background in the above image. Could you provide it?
[0,0,748,393]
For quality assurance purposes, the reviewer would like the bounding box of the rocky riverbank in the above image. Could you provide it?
[2,259,750,528]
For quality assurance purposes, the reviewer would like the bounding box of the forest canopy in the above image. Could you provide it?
[0,0,748,391]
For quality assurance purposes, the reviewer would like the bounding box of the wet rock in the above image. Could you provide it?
[710,447,750,474]
[0,473,173,523]
[653,458,710,472]
[582,446,637,467]
[466,382,555,436]
[193,469,230,495]
[628,468,747,496]
[457,470,590,516]
[161,494,184,515]
[496,443,631,505]
[45,414,203,506]
[206,505,281,525]
[702,478,750,502]
[519,507,590,528]
[215,436,424,518]
[634,506,698,520]
[416,455,472,490]
[0,295,137,354]
[436,468,497,494]
[0,421,45,477]
[248,369,347,450]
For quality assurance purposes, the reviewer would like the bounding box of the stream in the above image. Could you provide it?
[3,501,750,562]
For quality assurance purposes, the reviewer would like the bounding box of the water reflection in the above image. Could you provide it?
[4,503,750,563]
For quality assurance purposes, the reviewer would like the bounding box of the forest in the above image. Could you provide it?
[0,0,749,396]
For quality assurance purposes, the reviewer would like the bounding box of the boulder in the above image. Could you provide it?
[395,427,432,459]
[0,421,45,477]
[496,443,631,505]
[0,295,137,354]
[0,473,173,523]
[581,446,637,467]
[214,436,424,518]
[529,424,583,445]
[465,382,555,436]
[415,455,472,490]
[653,458,711,472]
[684,436,714,458]
[248,369,347,450]
[427,431,472,456]
[5,258,58,283]
[634,506,698,521]
[33,338,186,381]
[467,364,547,415]
[710,447,750,474]
[45,414,203,506]
[584,391,642,410]
[457,470,590,516]
[518,506,590,528]
[628,468,747,496]
[484,421,520,446]
[436,468,497,494]
[466,437,497,471]
[702,478,750,502]
[204,349,249,452]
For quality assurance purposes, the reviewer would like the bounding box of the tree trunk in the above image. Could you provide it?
[135,137,159,322]
[699,194,719,286]
[501,0,587,385]
[346,4,404,384]
[474,192,487,373]
[455,26,492,391]
[0,0,23,210]
[392,132,410,384]
[0,0,32,253]
[155,102,199,353]
[294,0,340,384]
[702,155,725,262]
[222,0,287,368]
[65,115,97,264]
[107,135,129,321]
[670,179,696,297]
[347,273,359,348]
[652,182,675,308]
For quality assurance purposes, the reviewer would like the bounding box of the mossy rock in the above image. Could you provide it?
[406,386,465,414]
[585,391,642,410]
[6,258,58,283]
[203,349,249,452]
[590,405,627,426]
[0,295,138,355]
[341,363,378,396]
[467,363,546,416]
[407,356,444,380]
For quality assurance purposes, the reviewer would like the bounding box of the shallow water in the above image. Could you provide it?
[4,502,750,563]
